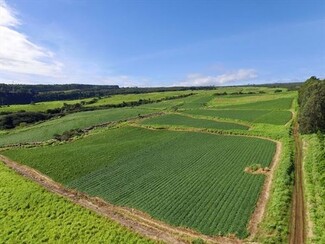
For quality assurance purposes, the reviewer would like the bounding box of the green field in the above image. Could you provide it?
[207,92,295,108]
[138,92,215,110]
[0,108,156,147]
[0,98,92,113]
[182,109,292,125]
[3,126,276,237]
[217,97,293,110]
[140,114,249,130]
[85,90,192,107]
[0,163,153,243]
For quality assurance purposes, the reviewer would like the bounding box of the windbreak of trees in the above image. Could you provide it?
[0,83,214,105]
[298,76,325,134]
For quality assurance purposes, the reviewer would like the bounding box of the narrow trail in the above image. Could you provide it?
[289,122,306,244]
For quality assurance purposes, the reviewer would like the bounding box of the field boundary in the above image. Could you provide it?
[247,141,282,239]
[0,155,243,244]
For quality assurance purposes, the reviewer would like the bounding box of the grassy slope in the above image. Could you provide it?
[85,90,192,107]
[138,91,215,110]
[181,109,292,125]
[207,91,295,108]
[0,163,154,244]
[218,97,293,110]
[0,98,92,113]
[302,134,325,244]
[140,114,249,130]
[0,108,156,147]
[3,126,276,238]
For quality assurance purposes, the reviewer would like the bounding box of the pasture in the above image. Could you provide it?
[3,126,276,237]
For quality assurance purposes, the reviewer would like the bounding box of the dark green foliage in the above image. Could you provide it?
[53,129,84,141]
[298,77,325,133]
[0,83,209,105]
[0,112,52,129]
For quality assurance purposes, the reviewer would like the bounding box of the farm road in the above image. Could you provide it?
[289,123,306,244]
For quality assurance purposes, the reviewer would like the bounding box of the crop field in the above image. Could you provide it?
[139,92,215,110]
[207,92,295,108]
[0,163,153,243]
[182,109,292,125]
[0,98,93,113]
[140,114,249,130]
[217,97,294,110]
[3,126,276,237]
[85,90,192,107]
[0,107,156,147]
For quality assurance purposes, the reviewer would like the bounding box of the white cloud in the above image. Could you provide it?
[99,75,150,87]
[177,69,257,86]
[0,0,62,77]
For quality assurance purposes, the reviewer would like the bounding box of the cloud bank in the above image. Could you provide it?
[177,69,257,86]
[0,0,62,77]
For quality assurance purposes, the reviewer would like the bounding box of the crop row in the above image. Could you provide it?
[5,126,276,238]
[0,163,154,243]
[182,109,292,125]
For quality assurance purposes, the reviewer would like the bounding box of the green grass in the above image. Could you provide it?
[3,126,276,238]
[302,134,325,244]
[0,163,154,244]
[0,108,156,147]
[139,92,215,110]
[182,109,292,125]
[218,97,293,110]
[207,91,296,108]
[86,90,192,107]
[0,98,92,113]
[140,114,249,130]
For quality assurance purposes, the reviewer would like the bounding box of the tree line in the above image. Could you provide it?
[298,76,325,134]
[0,83,214,105]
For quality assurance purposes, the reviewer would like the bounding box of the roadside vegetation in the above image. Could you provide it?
[298,76,325,243]
[303,133,325,243]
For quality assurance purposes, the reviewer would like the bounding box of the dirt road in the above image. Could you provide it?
[289,123,306,244]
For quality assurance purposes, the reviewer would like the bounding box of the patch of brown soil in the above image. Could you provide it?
[244,167,270,175]
[0,155,242,244]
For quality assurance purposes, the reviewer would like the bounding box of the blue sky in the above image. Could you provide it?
[0,0,324,87]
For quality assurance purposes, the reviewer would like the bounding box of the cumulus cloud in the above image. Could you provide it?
[0,0,62,77]
[177,69,257,86]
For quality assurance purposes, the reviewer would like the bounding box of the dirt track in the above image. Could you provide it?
[289,123,306,244]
